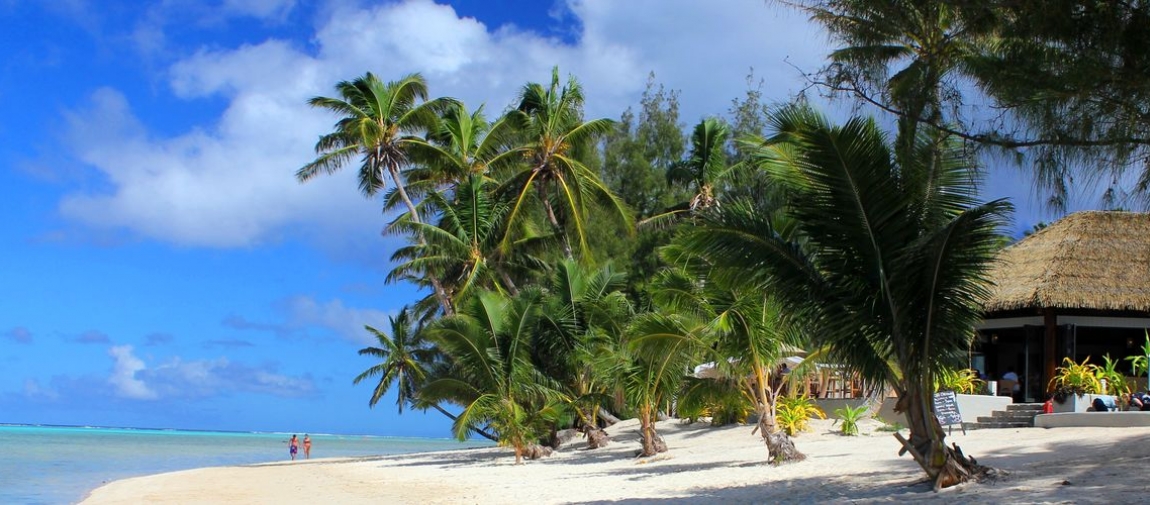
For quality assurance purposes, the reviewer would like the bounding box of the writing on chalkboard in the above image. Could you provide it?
[932,391,963,426]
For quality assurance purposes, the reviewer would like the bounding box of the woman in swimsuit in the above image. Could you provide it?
[289,434,299,460]
[303,434,311,459]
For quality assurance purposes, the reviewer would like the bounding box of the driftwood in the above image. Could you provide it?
[550,428,580,449]
[598,408,622,426]
[524,444,553,460]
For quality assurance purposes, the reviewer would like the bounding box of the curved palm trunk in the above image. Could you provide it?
[896,381,987,489]
[427,402,498,442]
[752,365,804,464]
[387,164,455,316]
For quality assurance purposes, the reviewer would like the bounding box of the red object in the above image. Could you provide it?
[1042,400,1054,414]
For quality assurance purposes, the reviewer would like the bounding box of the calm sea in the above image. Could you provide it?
[0,424,493,505]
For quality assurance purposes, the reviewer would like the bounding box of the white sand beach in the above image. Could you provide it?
[82,418,1150,504]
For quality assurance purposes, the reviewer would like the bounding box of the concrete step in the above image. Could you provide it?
[964,421,1032,430]
[1006,403,1044,412]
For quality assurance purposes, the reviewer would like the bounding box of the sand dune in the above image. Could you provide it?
[82,417,1150,504]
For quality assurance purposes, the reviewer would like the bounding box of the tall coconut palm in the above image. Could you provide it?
[499,67,632,259]
[352,307,433,412]
[299,72,456,314]
[639,118,735,228]
[420,289,565,463]
[388,174,553,321]
[675,105,1012,487]
[406,103,524,191]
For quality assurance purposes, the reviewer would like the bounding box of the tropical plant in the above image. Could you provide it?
[774,396,825,438]
[833,404,870,436]
[388,174,551,320]
[675,105,1012,486]
[420,289,565,463]
[1095,354,1131,398]
[676,375,753,426]
[498,66,631,259]
[532,260,633,433]
[352,307,431,412]
[792,0,992,158]
[933,368,984,395]
[622,311,711,457]
[646,262,808,463]
[1048,357,1103,402]
[300,72,456,314]
[1124,332,1150,380]
[646,117,733,225]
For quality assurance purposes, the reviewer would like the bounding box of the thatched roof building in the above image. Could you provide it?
[985,211,1150,314]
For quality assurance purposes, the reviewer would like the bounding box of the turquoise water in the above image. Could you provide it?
[0,425,492,504]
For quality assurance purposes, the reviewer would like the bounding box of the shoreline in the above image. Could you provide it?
[82,419,1150,504]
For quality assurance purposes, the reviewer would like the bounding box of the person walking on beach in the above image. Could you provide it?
[289,434,299,461]
[303,434,312,459]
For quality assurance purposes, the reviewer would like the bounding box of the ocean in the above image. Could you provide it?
[0,424,493,505]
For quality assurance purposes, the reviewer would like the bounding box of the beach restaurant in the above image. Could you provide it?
[974,211,1150,402]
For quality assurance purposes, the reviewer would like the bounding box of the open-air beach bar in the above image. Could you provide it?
[975,211,1150,402]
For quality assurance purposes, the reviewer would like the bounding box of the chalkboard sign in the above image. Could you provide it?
[932,391,963,427]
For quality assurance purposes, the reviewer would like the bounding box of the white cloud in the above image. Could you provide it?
[283,295,393,345]
[108,345,158,400]
[105,345,315,400]
[56,0,828,249]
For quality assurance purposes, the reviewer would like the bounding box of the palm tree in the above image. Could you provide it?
[533,260,633,432]
[353,307,430,412]
[406,103,523,190]
[639,118,735,228]
[498,67,632,259]
[621,310,711,457]
[420,289,565,463]
[299,72,456,314]
[388,174,552,320]
[646,263,807,463]
[675,105,1012,487]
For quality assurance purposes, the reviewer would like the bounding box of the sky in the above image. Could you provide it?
[0,0,1091,437]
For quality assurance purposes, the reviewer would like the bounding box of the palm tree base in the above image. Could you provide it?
[764,430,805,465]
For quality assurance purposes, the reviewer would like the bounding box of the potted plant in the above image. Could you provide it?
[1048,357,1102,412]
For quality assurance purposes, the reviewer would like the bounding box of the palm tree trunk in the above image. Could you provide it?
[387,164,455,315]
[897,381,986,488]
[538,182,573,259]
[428,402,499,442]
[754,365,804,464]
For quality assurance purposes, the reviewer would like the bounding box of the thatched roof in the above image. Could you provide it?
[984,211,1150,313]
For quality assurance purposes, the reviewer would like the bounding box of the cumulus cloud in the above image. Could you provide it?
[55,0,825,250]
[223,295,391,345]
[4,327,33,344]
[106,345,315,400]
[108,345,158,400]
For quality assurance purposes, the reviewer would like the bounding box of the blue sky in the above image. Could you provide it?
[0,0,1088,437]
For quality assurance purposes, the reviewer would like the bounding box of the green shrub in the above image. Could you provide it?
[933,367,983,394]
[775,396,826,436]
[832,404,869,436]
[1049,357,1102,402]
